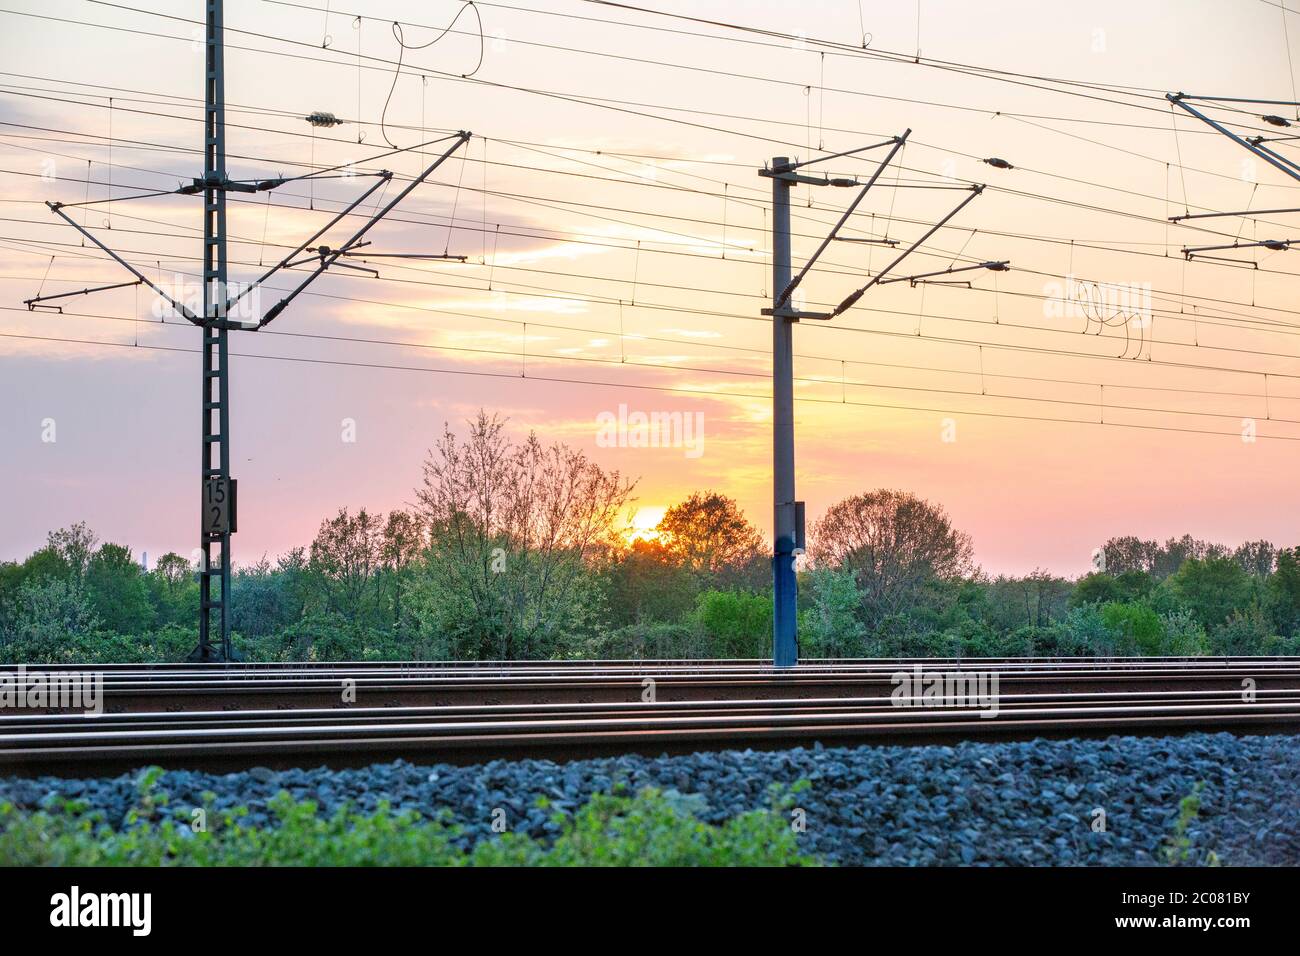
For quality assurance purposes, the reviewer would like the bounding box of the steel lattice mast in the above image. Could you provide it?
[23,0,471,661]
[198,0,233,661]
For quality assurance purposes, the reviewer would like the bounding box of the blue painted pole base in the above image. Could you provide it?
[772,551,798,667]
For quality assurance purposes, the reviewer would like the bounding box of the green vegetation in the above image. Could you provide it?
[0,771,816,867]
[1162,783,1220,867]
[4,411,1300,663]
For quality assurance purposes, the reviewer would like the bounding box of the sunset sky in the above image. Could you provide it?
[2,0,1299,576]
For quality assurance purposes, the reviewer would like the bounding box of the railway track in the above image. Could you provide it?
[10,656,1300,710]
[2,658,1298,775]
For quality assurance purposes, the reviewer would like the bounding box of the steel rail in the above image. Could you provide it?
[7,659,1300,714]
[3,702,1300,776]
[3,658,1298,775]
[6,688,1300,732]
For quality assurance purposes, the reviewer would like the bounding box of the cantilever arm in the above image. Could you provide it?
[779,137,907,174]
[775,130,911,308]
[44,202,200,323]
[1170,206,1300,222]
[831,185,986,318]
[257,132,472,328]
[1167,93,1300,184]
[24,279,142,311]
[877,260,1010,286]
[339,252,467,261]
[221,172,393,316]
[1181,239,1292,260]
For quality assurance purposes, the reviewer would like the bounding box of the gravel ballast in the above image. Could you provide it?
[3,732,1297,865]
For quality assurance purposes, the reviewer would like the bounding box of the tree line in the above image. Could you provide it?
[3,410,1298,662]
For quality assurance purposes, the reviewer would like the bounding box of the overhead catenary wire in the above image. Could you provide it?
[10,145,1300,350]
[10,174,1300,374]
[12,203,1300,365]
[9,70,1300,247]
[11,263,1296,407]
[8,140,1300,350]
[2,0,1300,455]
[6,325,1298,445]
[8,234,1300,398]
[10,2,1291,164]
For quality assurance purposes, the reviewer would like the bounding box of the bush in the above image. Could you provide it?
[1261,633,1300,654]
[586,622,703,659]
[230,559,302,638]
[877,626,958,658]
[1210,606,1276,655]
[1158,608,1210,656]
[599,543,699,628]
[694,590,772,657]
[476,785,815,866]
[1,625,195,665]
[1101,602,1165,655]
[799,568,867,657]
[0,576,100,662]
[985,626,1037,657]
[0,781,818,867]
[1029,609,1104,657]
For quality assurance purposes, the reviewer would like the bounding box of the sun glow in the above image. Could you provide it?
[625,505,667,544]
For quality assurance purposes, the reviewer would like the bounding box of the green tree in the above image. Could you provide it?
[1152,534,1229,580]
[1234,540,1276,577]
[1,544,76,640]
[0,562,20,637]
[1115,569,1156,601]
[4,574,100,657]
[411,411,634,659]
[1101,601,1165,655]
[1100,535,1156,575]
[1211,606,1275,655]
[1073,569,1155,607]
[46,522,98,580]
[994,569,1071,628]
[1056,604,1117,656]
[602,538,698,627]
[230,555,299,638]
[800,568,867,657]
[86,543,154,634]
[19,546,73,583]
[379,509,424,631]
[1167,556,1254,630]
[1267,547,1300,636]
[306,507,386,626]
[1070,571,1121,607]
[811,489,974,629]
[1159,608,1210,655]
[147,552,197,628]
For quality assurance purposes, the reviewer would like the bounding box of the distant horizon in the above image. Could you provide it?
[4,418,1286,582]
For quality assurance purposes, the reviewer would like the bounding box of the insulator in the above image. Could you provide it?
[305,111,344,128]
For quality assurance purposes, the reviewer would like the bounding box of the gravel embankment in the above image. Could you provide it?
[2,732,1297,865]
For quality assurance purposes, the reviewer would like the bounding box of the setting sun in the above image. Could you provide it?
[625,505,668,544]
